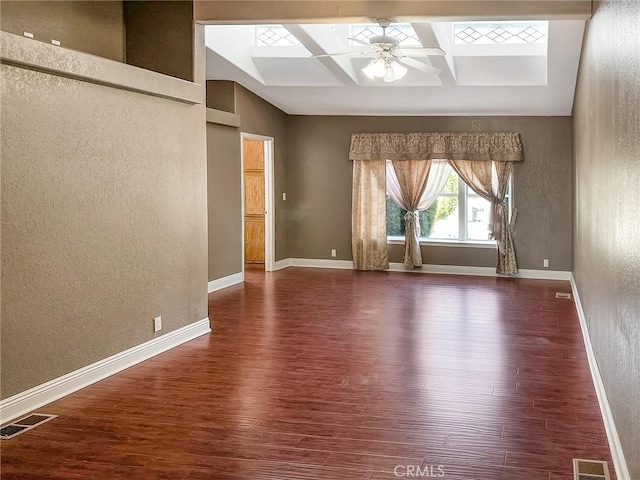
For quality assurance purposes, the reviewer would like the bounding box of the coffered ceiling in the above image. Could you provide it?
[204,20,586,115]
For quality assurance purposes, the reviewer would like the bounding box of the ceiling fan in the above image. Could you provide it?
[313,18,445,82]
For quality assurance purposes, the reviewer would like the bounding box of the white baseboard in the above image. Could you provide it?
[207,272,244,293]
[515,269,572,280]
[570,275,630,480]
[0,317,211,424]
[272,258,292,271]
[278,258,571,281]
[289,258,353,269]
[389,262,571,280]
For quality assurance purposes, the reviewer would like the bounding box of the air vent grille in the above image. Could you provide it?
[573,458,610,480]
[0,414,57,439]
[556,292,572,299]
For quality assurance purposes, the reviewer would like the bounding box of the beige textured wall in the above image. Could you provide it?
[207,122,243,280]
[205,83,288,281]
[1,55,207,398]
[207,80,236,114]
[573,1,640,477]
[0,1,125,62]
[235,85,289,262]
[124,1,194,81]
[286,116,573,270]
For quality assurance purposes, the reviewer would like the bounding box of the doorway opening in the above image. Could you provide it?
[241,133,275,273]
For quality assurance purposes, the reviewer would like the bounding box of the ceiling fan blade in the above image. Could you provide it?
[348,37,373,47]
[311,51,372,58]
[397,57,441,75]
[397,47,446,56]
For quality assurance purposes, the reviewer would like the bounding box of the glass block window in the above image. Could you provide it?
[454,22,547,45]
[255,25,301,46]
[350,24,421,46]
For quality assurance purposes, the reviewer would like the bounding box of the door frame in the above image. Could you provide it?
[240,132,275,272]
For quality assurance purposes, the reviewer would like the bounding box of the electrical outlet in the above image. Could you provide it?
[543,259,549,268]
[154,316,162,332]
[282,192,287,201]
[51,39,61,46]
[23,31,34,39]
[331,249,337,257]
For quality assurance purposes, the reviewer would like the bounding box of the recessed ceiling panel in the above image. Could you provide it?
[204,20,585,115]
[454,56,548,86]
[253,58,344,86]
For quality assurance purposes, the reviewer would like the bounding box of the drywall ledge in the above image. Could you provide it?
[206,108,241,127]
[0,31,202,105]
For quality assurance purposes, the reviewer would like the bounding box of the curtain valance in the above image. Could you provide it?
[349,132,523,162]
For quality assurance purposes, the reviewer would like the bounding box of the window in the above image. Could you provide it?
[254,25,301,46]
[453,21,547,45]
[349,24,421,46]
[386,168,512,243]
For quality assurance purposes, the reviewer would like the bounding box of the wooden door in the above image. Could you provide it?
[243,138,265,264]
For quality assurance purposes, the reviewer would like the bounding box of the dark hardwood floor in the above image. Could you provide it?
[1,268,615,479]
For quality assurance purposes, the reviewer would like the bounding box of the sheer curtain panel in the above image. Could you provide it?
[386,160,452,268]
[449,160,517,274]
[388,160,432,268]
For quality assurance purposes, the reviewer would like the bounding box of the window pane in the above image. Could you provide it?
[255,26,301,46]
[441,171,459,194]
[426,196,459,240]
[418,203,439,238]
[467,196,492,241]
[386,195,407,237]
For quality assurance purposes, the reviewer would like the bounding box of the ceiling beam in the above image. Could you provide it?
[284,24,359,86]
[195,1,592,24]
[412,22,456,86]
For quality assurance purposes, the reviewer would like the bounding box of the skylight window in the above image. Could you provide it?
[453,22,547,45]
[350,24,421,46]
[255,25,301,46]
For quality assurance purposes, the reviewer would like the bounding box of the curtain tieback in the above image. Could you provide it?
[404,211,421,237]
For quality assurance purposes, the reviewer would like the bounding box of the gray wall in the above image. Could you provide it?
[0,1,196,81]
[235,85,289,263]
[573,0,640,477]
[207,80,236,114]
[206,83,289,282]
[286,116,573,270]
[0,1,125,62]
[0,34,207,398]
[207,122,243,280]
[124,1,194,81]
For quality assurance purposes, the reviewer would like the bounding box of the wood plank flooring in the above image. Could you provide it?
[1,268,616,479]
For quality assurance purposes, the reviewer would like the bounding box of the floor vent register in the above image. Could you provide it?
[556,292,572,299]
[0,414,57,439]
[573,459,611,480]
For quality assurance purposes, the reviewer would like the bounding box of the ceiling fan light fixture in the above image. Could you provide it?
[368,35,399,47]
[388,61,407,81]
[363,56,407,82]
[363,56,387,80]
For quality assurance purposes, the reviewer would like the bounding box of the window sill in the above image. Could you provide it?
[387,237,497,249]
